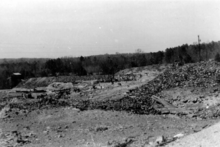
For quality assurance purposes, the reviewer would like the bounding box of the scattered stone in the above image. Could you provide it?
[95,126,108,132]
[107,138,135,147]
[173,133,184,139]
[34,87,47,92]
[155,136,165,145]
[47,82,73,91]
[0,105,10,119]
[43,130,49,134]
[58,134,64,138]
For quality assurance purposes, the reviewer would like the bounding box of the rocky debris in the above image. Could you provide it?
[72,81,105,92]
[78,96,158,114]
[7,82,73,101]
[145,134,186,147]
[173,133,184,139]
[10,97,21,104]
[155,87,220,119]
[73,87,81,92]
[191,104,220,119]
[0,130,37,147]
[106,133,185,147]
[0,105,10,119]
[112,61,220,114]
[154,136,165,145]
[90,80,99,85]
[34,87,47,92]
[0,84,73,115]
[0,103,30,120]
[30,93,45,99]
[36,94,70,109]
[115,74,137,82]
[71,61,220,118]
[95,126,108,132]
[129,61,220,97]
[107,138,135,147]
[47,82,73,91]
[151,96,191,115]
[93,84,104,90]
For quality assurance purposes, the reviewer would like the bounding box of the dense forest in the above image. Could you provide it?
[0,41,220,89]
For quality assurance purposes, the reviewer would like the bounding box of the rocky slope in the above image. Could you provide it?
[87,61,220,116]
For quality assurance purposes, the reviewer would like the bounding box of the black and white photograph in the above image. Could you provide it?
[0,0,220,146]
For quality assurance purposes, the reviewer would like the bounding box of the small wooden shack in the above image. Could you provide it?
[9,73,23,88]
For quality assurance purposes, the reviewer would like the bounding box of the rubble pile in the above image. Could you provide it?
[87,61,220,115]
[115,74,137,82]
[2,82,73,113]
[130,61,220,96]
[128,61,220,98]
[83,96,158,114]
[36,94,70,109]
[0,129,37,147]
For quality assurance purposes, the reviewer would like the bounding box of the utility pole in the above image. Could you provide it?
[198,35,201,61]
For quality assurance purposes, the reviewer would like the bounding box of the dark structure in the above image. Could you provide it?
[9,73,23,88]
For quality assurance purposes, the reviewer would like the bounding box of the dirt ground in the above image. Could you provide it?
[1,63,220,147]
[0,107,217,147]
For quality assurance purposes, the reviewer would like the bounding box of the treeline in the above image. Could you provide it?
[0,41,220,89]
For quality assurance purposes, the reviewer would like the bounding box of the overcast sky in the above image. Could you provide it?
[0,0,220,58]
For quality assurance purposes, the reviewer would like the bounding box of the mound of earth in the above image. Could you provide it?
[85,61,220,116]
